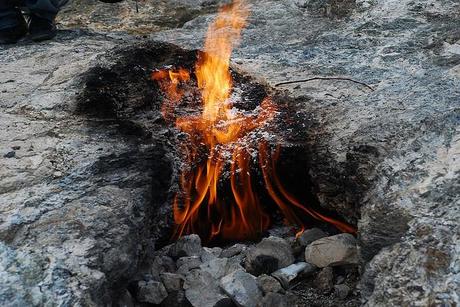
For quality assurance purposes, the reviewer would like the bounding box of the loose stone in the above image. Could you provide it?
[136,280,168,305]
[220,270,263,307]
[245,236,294,276]
[304,233,358,268]
[272,262,317,289]
[257,274,284,294]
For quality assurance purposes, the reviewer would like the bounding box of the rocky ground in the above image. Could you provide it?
[1,0,459,306]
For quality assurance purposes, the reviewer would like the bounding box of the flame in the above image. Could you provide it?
[152,68,190,120]
[152,0,356,242]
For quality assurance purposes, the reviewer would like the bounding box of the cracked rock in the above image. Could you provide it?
[220,270,263,307]
[304,234,358,268]
[184,270,232,307]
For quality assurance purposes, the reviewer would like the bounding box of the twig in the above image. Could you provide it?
[275,76,375,91]
[135,0,139,13]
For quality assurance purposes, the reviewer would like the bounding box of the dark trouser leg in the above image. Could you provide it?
[0,1,23,30]
[24,0,69,21]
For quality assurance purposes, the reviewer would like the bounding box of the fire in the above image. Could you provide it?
[152,0,356,242]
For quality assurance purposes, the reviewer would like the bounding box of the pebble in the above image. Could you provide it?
[160,272,183,292]
[334,284,351,299]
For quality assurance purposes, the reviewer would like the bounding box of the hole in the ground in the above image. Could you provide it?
[77,41,361,307]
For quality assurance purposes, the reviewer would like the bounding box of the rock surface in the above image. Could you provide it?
[136,280,168,304]
[1,0,459,306]
[220,270,263,307]
[245,236,295,276]
[304,233,359,267]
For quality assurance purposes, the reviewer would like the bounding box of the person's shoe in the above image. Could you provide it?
[28,14,57,42]
[0,13,27,44]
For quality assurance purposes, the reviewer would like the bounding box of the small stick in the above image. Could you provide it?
[275,76,375,91]
[135,0,139,13]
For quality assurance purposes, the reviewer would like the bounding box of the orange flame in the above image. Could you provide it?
[152,0,356,242]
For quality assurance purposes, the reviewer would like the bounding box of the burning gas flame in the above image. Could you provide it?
[152,0,356,242]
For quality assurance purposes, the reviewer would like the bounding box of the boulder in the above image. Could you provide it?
[220,270,263,307]
[304,234,358,268]
[245,236,294,276]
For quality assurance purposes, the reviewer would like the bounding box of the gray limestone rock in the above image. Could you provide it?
[245,236,295,276]
[201,247,223,262]
[220,270,263,307]
[177,256,202,275]
[184,270,232,307]
[169,235,203,259]
[160,272,184,293]
[304,234,358,268]
[136,280,168,305]
[220,243,247,258]
[1,0,459,305]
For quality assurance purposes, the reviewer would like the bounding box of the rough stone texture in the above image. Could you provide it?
[160,272,184,292]
[177,256,202,275]
[220,270,263,307]
[1,0,459,305]
[305,234,359,267]
[258,292,295,307]
[315,267,334,292]
[201,246,223,262]
[245,236,295,276]
[149,2,460,304]
[256,274,284,294]
[334,284,351,300]
[183,270,232,307]
[169,234,203,259]
[136,280,168,304]
[298,228,328,247]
